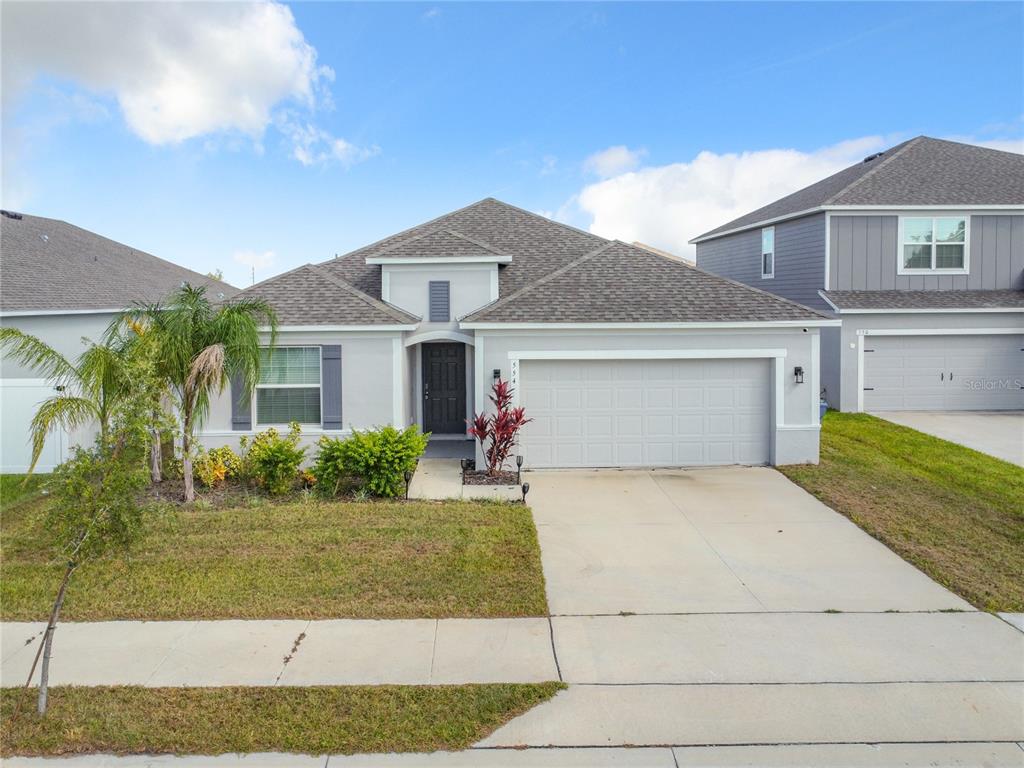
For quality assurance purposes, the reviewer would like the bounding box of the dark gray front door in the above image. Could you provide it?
[423,343,466,434]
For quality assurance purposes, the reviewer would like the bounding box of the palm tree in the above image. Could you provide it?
[0,329,135,473]
[113,284,277,501]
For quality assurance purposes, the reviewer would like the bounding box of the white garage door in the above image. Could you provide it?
[864,334,1024,411]
[518,358,771,468]
[1,380,66,473]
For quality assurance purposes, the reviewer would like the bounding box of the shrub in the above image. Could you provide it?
[241,423,306,496]
[314,425,428,498]
[193,445,242,489]
[468,379,532,476]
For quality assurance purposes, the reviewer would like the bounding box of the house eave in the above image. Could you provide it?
[259,324,417,332]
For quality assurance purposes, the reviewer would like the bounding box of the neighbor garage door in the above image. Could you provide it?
[0,379,66,473]
[863,334,1024,411]
[518,358,771,468]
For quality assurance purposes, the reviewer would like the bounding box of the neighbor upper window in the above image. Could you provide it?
[899,216,968,273]
[760,227,775,279]
[256,346,321,425]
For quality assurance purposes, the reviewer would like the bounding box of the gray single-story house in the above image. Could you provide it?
[200,198,836,468]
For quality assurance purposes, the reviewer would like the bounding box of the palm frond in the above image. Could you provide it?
[0,328,78,386]
[27,395,98,474]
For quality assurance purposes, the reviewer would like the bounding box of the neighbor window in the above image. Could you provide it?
[255,346,321,425]
[761,227,775,279]
[900,216,968,272]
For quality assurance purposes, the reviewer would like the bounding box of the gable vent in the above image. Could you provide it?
[429,281,451,322]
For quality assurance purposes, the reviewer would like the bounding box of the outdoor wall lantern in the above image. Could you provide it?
[515,454,524,484]
[493,368,501,381]
[794,366,805,384]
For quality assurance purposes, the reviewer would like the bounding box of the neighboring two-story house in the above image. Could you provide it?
[201,198,836,468]
[0,211,237,472]
[692,137,1024,413]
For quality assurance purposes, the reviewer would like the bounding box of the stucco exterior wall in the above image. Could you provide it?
[830,311,1024,412]
[383,264,496,328]
[472,327,824,466]
[198,330,402,454]
[0,313,117,378]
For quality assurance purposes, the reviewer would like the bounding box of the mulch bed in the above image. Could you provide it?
[463,470,519,486]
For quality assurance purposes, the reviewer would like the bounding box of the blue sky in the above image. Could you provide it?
[3,1,1021,287]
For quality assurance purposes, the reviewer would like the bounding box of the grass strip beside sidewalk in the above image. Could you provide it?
[1,683,564,756]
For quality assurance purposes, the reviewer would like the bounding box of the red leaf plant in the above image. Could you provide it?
[467,379,532,477]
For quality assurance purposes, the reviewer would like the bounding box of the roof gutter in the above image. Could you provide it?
[459,320,841,330]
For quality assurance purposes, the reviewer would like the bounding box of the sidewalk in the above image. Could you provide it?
[6,743,1024,767]
[1,618,557,687]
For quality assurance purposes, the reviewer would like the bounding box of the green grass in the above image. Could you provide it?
[779,412,1024,612]
[0,474,48,508]
[0,684,564,756]
[1,493,548,620]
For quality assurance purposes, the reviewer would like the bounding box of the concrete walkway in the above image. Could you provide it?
[874,410,1024,466]
[408,458,463,499]
[1,618,557,687]
[6,744,1024,766]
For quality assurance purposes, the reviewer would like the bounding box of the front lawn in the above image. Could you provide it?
[0,684,563,756]
[780,412,1024,612]
[1,492,548,620]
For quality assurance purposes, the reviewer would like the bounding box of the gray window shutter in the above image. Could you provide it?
[428,281,450,322]
[230,372,252,431]
[321,345,342,430]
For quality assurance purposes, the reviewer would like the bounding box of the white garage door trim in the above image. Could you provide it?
[856,328,1022,412]
[507,349,788,467]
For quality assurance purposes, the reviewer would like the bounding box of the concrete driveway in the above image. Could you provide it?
[482,467,1024,754]
[874,410,1024,466]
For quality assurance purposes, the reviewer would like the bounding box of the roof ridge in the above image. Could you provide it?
[441,228,509,256]
[304,263,420,323]
[460,240,620,321]
[821,136,921,205]
[239,261,314,293]
[317,197,502,266]
[477,197,610,245]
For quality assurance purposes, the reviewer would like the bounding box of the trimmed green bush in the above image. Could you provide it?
[240,423,306,496]
[313,425,429,498]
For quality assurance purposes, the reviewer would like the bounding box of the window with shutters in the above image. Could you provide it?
[428,281,451,322]
[255,347,321,425]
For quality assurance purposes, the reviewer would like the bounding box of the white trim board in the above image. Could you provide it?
[0,308,123,317]
[507,348,788,361]
[834,307,1024,314]
[366,255,512,266]
[392,337,403,427]
[463,320,839,330]
[404,330,476,347]
[258,325,416,332]
[690,205,1022,244]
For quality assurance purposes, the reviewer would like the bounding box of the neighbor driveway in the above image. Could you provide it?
[482,467,1024,751]
[873,410,1024,466]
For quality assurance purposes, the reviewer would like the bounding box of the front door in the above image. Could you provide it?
[422,343,466,434]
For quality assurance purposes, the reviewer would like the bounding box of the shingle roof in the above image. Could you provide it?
[821,289,1024,311]
[234,263,418,326]
[0,211,238,312]
[370,228,510,260]
[321,198,605,299]
[463,241,830,324]
[693,137,1024,241]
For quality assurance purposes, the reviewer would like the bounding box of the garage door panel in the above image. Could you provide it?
[519,358,771,469]
[865,334,1023,412]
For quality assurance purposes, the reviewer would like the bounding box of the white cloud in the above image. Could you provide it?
[280,119,380,168]
[583,145,647,178]
[2,1,339,149]
[575,136,893,259]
